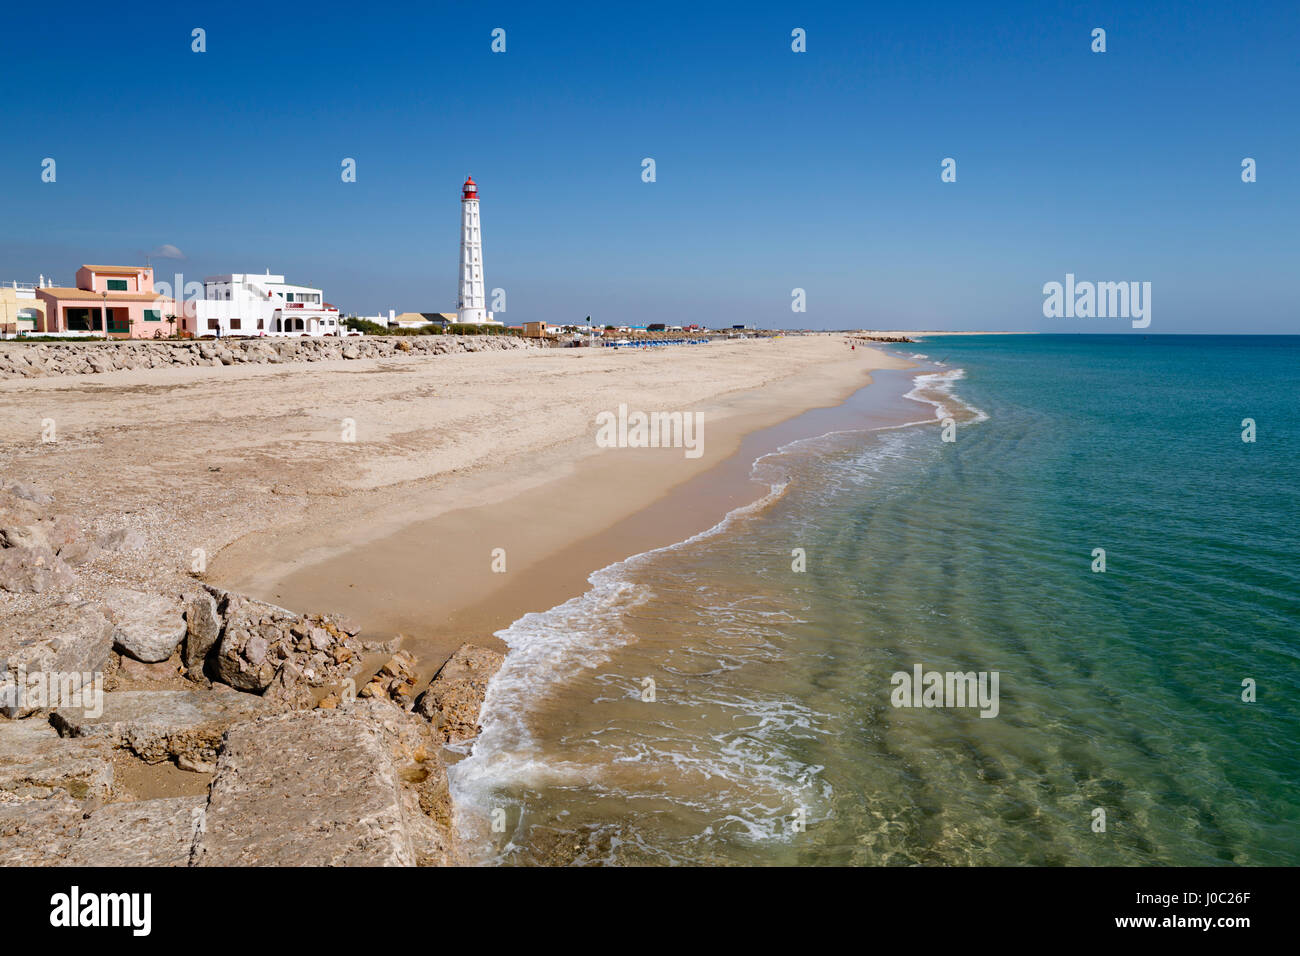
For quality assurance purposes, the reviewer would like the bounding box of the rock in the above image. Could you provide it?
[210,592,297,691]
[357,699,453,864]
[415,643,504,742]
[182,591,221,672]
[50,689,280,766]
[262,661,315,711]
[4,482,53,505]
[0,719,114,803]
[97,528,148,552]
[0,523,48,550]
[117,656,179,683]
[0,337,540,380]
[212,591,360,693]
[176,753,217,774]
[361,650,420,710]
[0,545,76,593]
[380,649,417,681]
[102,588,187,663]
[0,488,42,525]
[215,629,281,691]
[0,795,84,864]
[192,702,453,866]
[56,537,100,567]
[42,515,83,553]
[1,516,83,557]
[64,795,206,867]
[0,602,114,717]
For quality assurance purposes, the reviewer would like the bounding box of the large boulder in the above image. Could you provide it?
[0,523,47,550]
[0,602,114,717]
[56,540,100,567]
[102,588,187,663]
[0,545,75,593]
[212,590,360,694]
[50,689,280,767]
[192,701,454,866]
[414,643,504,742]
[0,795,84,865]
[0,718,114,804]
[182,591,221,672]
[64,796,206,867]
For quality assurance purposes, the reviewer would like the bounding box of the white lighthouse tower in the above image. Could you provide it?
[457,175,492,324]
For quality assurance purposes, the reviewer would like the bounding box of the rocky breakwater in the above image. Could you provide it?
[1,485,507,865]
[0,334,539,380]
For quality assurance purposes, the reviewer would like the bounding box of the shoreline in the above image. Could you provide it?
[445,359,967,863]
[208,342,919,675]
[0,334,918,863]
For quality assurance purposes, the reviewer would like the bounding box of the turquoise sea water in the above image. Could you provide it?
[451,335,1299,866]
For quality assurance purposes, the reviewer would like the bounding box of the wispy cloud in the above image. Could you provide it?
[147,243,186,261]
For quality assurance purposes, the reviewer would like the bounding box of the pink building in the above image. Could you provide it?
[35,265,176,338]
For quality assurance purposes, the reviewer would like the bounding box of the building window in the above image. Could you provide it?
[207,319,219,330]
[285,293,295,302]
[257,319,264,329]
[144,310,161,321]
[230,318,242,330]
[106,279,128,291]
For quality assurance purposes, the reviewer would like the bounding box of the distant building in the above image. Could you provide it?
[35,265,175,338]
[0,278,50,336]
[178,271,342,337]
[392,312,454,329]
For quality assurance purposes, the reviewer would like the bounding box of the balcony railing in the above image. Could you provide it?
[4,281,60,291]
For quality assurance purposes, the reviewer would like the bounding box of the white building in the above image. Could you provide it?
[456,176,499,325]
[0,276,55,337]
[180,271,346,337]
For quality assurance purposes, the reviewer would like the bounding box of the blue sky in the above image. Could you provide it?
[2,1,1296,331]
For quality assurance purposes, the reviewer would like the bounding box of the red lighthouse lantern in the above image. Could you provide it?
[462,176,478,201]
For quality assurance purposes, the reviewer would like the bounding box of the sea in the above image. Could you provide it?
[448,335,1300,866]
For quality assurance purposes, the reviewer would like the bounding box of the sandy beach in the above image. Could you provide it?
[0,335,912,675]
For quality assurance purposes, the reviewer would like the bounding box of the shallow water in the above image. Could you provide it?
[450,335,1300,866]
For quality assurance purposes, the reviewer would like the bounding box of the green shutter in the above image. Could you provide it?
[107,279,128,291]
[144,310,161,321]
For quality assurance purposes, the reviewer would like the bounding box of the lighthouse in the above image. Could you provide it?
[457,176,491,324]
